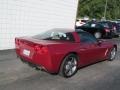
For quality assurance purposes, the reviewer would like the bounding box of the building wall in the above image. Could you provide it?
[0,0,78,50]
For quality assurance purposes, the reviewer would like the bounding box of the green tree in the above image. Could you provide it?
[77,0,120,20]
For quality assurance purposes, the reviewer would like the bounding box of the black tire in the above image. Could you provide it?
[108,47,117,61]
[108,36,112,39]
[94,32,102,39]
[107,34,112,39]
[59,54,78,78]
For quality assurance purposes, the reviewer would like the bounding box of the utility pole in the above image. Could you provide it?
[104,0,108,20]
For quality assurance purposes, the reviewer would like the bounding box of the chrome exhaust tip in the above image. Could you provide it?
[35,66,47,72]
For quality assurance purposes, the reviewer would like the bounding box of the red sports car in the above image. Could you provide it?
[15,28,117,78]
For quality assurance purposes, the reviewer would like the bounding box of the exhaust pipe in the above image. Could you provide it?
[35,66,46,71]
[19,58,47,72]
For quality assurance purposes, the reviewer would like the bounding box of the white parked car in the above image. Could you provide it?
[76,19,88,27]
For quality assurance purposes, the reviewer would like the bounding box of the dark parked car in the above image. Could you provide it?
[99,21,119,37]
[116,23,120,33]
[111,21,120,35]
[76,21,114,39]
[15,29,117,78]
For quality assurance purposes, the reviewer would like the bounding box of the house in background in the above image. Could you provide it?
[0,0,78,50]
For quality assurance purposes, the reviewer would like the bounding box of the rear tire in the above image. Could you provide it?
[59,54,78,78]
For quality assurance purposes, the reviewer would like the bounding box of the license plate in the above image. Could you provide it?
[23,49,30,56]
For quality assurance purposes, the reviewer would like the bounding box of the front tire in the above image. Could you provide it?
[59,54,78,78]
[94,32,102,39]
[108,47,117,61]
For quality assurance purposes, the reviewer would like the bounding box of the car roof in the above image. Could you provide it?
[48,28,75,33]
[47,28,86,33]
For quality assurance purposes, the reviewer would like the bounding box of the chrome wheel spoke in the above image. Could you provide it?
[64,57,77,76]
[68,68,73,76]
[110,48,116,60]
[72,59,77,66]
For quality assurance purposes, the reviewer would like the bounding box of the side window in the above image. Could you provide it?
[78,32,97,44]
[82,23,91,27]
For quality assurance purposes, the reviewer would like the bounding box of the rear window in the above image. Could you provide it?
[33,31,75,41]
[99,22,112,28]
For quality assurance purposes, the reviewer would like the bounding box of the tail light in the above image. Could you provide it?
[34,45,48,54]
[15,38,20,45]
[105,29,110,32]
[113,26,116,31]
[113,26,117,32]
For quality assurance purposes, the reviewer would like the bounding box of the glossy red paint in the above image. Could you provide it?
[15,31,116,73]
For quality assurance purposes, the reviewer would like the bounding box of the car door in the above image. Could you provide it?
[77,32,106,66]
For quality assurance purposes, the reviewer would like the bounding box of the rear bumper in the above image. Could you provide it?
[103,32,112,38]
[111,32,120,37]
[16,49,57,73]
[19,57,48,72]
[104,32,119,38]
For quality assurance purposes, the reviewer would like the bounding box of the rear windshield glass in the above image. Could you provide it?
[99,22,112,28]
[33,31,75,41]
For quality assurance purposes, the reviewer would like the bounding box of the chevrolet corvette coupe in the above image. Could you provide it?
[15,29,117,78]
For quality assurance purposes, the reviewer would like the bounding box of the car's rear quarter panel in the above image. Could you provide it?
[47,42,79,73]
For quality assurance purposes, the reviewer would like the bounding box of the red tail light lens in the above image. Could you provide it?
[113,26,117,32]
[34,45,41,51]
[34,45,48,54]
[41,46,48,53]
[15,38,20,45]
[105,29,110,32]
[113,26,116,30]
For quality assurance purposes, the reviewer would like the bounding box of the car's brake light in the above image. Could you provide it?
[15,38,20,45]
[41,46,48,53]
[113,26,117,32]
[113,26,116,30]
[105,29,110,32]
[34,45,48,54]
[34,45,41,51]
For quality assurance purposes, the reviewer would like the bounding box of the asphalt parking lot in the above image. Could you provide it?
[0,38,120,90]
